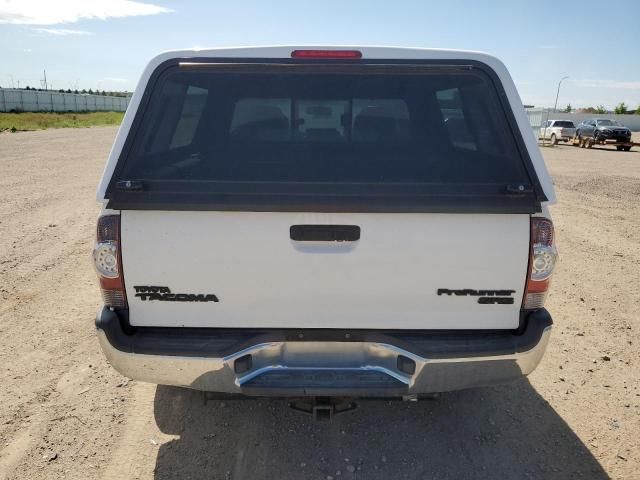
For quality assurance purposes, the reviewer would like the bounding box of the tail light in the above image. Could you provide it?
[93,215,127,309]
[523,218,558,310]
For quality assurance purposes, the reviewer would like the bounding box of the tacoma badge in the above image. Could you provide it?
[133,286,219,302]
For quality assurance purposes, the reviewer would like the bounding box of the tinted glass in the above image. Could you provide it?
[111,64,538,211]
[554,121,574,128]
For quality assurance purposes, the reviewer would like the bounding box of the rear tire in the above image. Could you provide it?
[616,145,623,151]
[580,137,586,148]
[623,146,631,152]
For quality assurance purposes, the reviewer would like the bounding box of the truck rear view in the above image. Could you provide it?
[93,47,557,410]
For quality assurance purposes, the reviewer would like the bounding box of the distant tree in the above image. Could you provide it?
[66,88,72,93]
[81,89,87,94]
[594,105,607,114]
[58,89,65,93]
[614,102,628,114]
[73,89,79,94]
[635,105,640,115]
[25,86,31,90]
[564,104,572,113]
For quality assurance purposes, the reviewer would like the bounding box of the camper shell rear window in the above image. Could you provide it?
[106,59,544,213]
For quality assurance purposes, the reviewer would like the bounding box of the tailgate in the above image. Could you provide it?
[121,211,529,329]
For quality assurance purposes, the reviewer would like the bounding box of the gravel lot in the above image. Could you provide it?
[0,127,638,479]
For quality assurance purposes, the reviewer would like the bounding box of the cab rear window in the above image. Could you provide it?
[107,61,542,213]
[554,120,575,128]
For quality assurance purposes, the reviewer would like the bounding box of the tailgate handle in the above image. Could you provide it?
[290,225,360,242]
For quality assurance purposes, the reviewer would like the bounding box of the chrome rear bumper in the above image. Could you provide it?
[96,309,552,396]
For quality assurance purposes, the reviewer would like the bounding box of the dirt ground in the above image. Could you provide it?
[0,127,638,480]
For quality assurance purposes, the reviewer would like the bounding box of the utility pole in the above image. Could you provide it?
[542,75,569,146]
[42,69,48,90]
[553,76,569,113]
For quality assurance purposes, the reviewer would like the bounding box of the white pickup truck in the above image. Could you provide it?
[93,47,557,413]
[539,119,577,144]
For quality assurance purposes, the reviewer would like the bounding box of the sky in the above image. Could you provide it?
[1,0,639,109]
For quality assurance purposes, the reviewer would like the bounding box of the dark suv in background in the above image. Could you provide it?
[576,118,632,150]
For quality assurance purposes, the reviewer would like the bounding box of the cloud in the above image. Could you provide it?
[0,0,172,25]
[570,79,640,90]
[33,28,92,35]
[101,77,128,83]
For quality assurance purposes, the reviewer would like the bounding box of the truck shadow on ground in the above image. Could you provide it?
[152,380,607,480]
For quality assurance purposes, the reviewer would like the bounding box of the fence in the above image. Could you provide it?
[0,88,130,112]
[525,109,547,138]
[526,108,640,137]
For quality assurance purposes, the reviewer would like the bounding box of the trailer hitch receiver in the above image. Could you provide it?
[288,397,357,421]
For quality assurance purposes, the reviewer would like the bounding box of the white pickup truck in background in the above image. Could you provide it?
[539,119,577,144]
[93,47,558,417]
